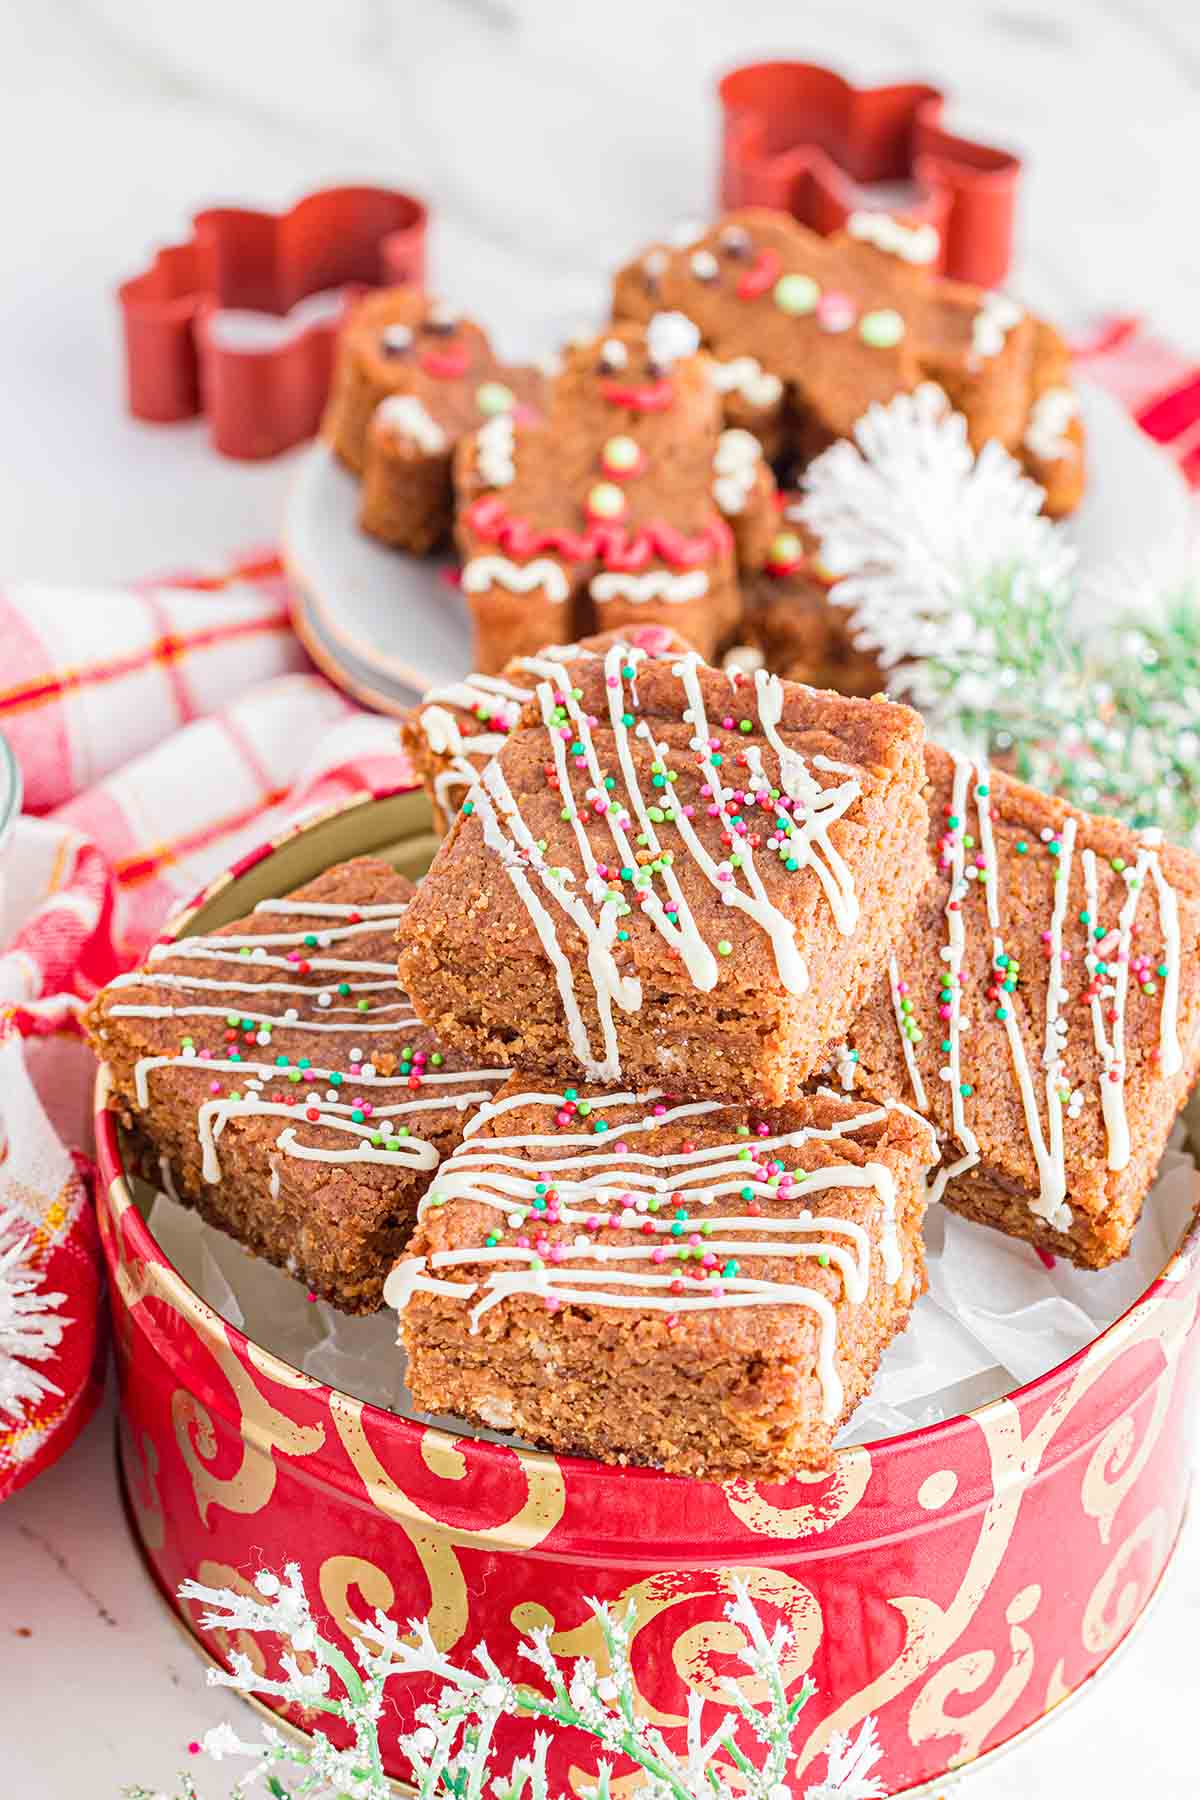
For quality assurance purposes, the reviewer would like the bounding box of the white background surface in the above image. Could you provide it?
[1,2,1198,1794]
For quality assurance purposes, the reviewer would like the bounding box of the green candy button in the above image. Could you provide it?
[773,273,819,316]
[476,381,515,416]
[859,308,905,348]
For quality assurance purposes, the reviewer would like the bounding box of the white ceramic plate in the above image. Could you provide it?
[281,381,1191,717]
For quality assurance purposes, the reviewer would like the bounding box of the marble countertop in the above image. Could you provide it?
[2,1,1198,1793]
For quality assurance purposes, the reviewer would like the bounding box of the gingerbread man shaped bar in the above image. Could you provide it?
[323,288,544,553]
[612,210,1084,517]
[452,313,778,672]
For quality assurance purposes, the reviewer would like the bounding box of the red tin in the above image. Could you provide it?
[97,790,1200,1793]
[717,61,1021,287]
[118,186,428,459]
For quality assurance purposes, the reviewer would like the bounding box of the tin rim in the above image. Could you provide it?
[95,785,1200,1521]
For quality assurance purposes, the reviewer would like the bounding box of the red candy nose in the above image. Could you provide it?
[420,344,470,379]
[736,248,782,300]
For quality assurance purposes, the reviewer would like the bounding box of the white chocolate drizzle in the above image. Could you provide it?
[925,752,981,1204]
[887,754,1185,1224]
[453,644,866,1078]
[385,1090,913,1423]
[112,896,507,1181]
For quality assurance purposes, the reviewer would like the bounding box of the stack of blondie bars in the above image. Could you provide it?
[87,640,1200,1482]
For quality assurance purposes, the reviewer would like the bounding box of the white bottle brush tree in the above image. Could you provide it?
[123,1563,887,1800]
[798,383,1200,844]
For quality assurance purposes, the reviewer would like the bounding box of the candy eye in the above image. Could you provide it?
[379,324,413,355]
[719,225,751,259]
[598,339,629,373]
[690,250,719,282]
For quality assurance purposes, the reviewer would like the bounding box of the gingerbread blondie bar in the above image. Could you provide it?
[841,746,1200,1265]
[87,859,508,1312]
[396,644,927,1103]
[388,1080,934,1479]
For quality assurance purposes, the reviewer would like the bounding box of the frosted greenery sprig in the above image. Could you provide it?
[799,383,1200,846]
[0,1209,68,1421]
[124,1563,887,1800]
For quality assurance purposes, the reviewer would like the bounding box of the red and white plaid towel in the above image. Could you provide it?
[1,317,1197,1502]
[0,556,407,1500]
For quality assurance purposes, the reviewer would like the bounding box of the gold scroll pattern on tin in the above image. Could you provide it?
[805,1285,1191,1777]
[328,1393,567,1652]
[721,1447,872,1539]
[514,1565,821,1734]
[104,1167,327,1527]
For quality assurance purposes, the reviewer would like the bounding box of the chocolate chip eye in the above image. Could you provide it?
[690,250,719,283]
[719,225,751,259]
[379,324,413,356]
[598,338,629,374]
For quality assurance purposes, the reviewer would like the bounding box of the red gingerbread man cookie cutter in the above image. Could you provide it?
[717,61,1020,288]
[118,185,428,459]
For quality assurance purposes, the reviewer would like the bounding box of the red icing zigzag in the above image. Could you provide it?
[464,496,733,572]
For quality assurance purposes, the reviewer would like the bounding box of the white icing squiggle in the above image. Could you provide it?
[116,897,508,1182]
[971,293,1024,361]
[926,752,981,1204]
[713,428,762,516]
[847,211,939,265]
[708,356,783,410]
[374,395,446,454]
[461,556,569,602]
[590,570,708,606]
[476,413,516,487]
[1024,387,1079,462]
